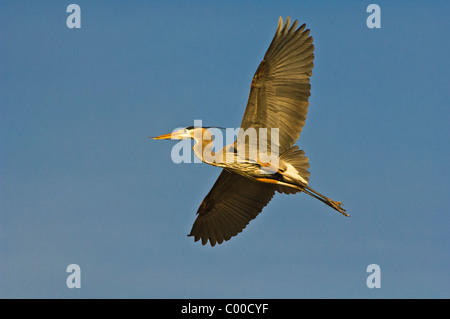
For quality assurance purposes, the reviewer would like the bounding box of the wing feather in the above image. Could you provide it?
[188,169,276,246]
[240,17,314,154]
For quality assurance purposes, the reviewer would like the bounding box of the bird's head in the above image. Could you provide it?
[151,126,196,140]
[151,126,222,141]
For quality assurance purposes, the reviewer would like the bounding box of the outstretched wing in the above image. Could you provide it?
[188,169,276,246]
[240,17,314,154]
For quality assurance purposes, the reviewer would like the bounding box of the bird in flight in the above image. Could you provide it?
[152,17,348,246]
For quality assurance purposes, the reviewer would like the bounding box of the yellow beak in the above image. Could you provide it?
[150,133,174,140]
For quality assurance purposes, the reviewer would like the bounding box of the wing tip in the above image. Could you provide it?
[188,228,243,247]
[277,16,283,33]
[278,16,306,33]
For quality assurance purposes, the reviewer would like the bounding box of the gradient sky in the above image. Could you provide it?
[1,1,449,298]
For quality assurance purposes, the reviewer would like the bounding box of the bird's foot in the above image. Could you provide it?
[330,200,349,217]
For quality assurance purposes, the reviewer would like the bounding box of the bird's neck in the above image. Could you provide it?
[192,137,227,167]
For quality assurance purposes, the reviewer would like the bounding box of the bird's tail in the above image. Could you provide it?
[274,146,310,195]
[279,145,310,182]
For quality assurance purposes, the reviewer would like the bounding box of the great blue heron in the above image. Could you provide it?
[152,17,348,246]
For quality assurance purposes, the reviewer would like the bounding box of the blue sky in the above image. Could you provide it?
[1,1,449,298]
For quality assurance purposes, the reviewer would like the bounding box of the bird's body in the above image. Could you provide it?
[152,17,348,246]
